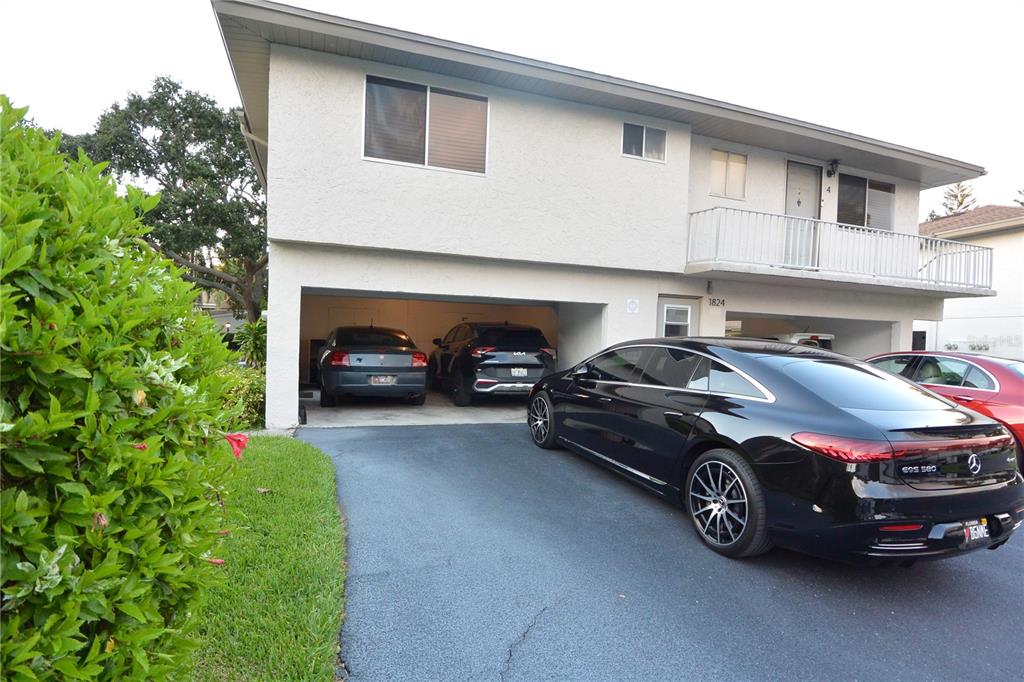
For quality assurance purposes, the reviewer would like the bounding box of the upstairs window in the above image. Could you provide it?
[710,149,746,199]
[622,123,666,161]
[364,76,488,173]
[837,173,894,229]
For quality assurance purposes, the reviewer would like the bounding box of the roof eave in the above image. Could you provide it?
[212,0,985,189]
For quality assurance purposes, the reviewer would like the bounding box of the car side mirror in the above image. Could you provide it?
[572,364,591,378]
[432,338,443,347]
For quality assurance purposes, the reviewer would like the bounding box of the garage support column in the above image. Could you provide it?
[697,293,726,337]
[264,252,301,429]
[891,318,913,353]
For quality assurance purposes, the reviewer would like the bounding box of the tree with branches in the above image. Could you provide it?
[58,77,267,321]
[927,181,977,221]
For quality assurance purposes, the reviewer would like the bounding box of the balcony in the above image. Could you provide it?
[685,207,994,296]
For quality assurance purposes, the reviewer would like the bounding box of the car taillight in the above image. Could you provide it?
[411,352,428,368]
[791,432,894,463]
[889,433,1014,458]
[792,431,1015,463]
[879,524,924,532]
[470,346,496,358]
[329,351,350,367]
[541,348,557,360]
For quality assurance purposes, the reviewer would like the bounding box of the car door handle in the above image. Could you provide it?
[597,397,612,402]
[952,395,974,402]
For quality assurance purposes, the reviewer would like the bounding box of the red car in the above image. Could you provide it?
[866,351,1024,453]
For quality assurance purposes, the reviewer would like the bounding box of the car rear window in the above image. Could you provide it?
[783,359,951,410]
[477,327,549,347]
[334,330,412,347]
[1006,363,1024,380]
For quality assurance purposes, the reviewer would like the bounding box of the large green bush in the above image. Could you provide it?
[1,97,238,678]
[217,365,265,430]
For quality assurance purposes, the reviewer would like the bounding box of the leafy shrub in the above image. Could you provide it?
[233,318,266,368]
[1,97,238,679]
[217,365,265,430]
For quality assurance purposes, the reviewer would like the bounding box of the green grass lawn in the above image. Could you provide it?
[189,436,346,681]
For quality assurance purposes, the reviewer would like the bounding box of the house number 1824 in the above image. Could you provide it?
[708,297,726,307]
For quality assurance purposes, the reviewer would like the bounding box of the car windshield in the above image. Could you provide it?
[782,359,951,410]
[334,330,412,347]
[477,327,549,347]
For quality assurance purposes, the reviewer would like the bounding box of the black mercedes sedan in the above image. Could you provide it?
[318,326,428,407]
[527,338,1024,563]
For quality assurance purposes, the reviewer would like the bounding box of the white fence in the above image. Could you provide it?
[687,207,992,290]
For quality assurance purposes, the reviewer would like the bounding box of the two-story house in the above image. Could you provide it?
[213,0,993,428]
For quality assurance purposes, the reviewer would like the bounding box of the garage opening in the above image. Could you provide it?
[726,311,895,359]
[298,290,603,427]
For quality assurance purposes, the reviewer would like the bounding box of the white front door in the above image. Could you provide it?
[784,162,822,267]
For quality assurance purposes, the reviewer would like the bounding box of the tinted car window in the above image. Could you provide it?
[684,359,764,398]
[1007,363,1024,380]
[869,355,917,377]
[914,357,969,386]
[639,348,702,387]
[590,347,648,383]
[443,326,459,344]
[335,330,413,347]
[784,360,951,410]
[477,327,549,347]
[963,366,996,390]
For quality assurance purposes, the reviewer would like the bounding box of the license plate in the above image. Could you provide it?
[511,367,528,377]
[370,375,397,386]
[962,518,990,547]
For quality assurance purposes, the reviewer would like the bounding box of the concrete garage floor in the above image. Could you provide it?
[299,423,1024,681]
[301,389,527,428]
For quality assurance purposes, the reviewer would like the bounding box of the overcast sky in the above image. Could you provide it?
[2,0,1022,219]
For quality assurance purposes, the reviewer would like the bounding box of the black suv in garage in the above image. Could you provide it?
[429,322,556,405]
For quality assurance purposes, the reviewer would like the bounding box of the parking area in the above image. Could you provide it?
[300,423,1024,681]
[301,388,526,427]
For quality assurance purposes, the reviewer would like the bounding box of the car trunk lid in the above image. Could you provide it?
[886,422,1017,490]
[345,347,415,369]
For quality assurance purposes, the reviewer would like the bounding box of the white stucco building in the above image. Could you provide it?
[213,0,994,428]
[914,206,1024,360]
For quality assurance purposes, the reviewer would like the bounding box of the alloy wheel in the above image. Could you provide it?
[528,396,550,443]
[688,460,748,546]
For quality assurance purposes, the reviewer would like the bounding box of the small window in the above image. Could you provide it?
[638,348,702,387]
[962,366,996,390]
[868,355,917,378]
[622,123,666,161]
[590,347,649,383]
[838,173,894,229]
[710,149,746,199]
[914,357,970,386]
[663,305,690,337]
[364,76,487,173]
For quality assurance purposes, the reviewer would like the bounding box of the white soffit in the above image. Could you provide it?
[213,0,984,189]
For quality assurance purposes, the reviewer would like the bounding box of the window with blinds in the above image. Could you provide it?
[364,76,488,173]
[837,173,894,229]
[710,149,746,199]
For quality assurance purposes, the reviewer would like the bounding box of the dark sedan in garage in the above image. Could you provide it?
[318,326,428,406]
[528,337,1024,563]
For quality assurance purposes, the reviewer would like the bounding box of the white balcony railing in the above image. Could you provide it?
[687,207,993,290]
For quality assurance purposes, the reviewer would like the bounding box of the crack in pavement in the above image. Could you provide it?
[498,606,549,682]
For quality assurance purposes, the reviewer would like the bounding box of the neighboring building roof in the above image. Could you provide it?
[919,205,1024,238]
[212,0,985,190]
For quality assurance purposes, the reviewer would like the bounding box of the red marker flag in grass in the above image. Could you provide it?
[225,433,249,460]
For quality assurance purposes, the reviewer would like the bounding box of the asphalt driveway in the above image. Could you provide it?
[298,424,1024,681]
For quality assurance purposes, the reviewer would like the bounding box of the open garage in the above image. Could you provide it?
[726,311,897,359]
[298,288,606,427]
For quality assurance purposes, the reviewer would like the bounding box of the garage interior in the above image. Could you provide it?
[726,311,895,359]
[299,288,604,427]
